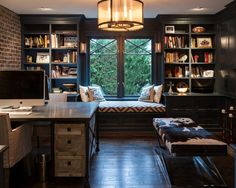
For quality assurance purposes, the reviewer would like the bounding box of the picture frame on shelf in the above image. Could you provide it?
[165,26,175,34]
[63,36,77,48]
[36,52,50,63]
[197,37,212,48]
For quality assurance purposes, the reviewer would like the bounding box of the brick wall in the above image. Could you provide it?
[0,5,21,70]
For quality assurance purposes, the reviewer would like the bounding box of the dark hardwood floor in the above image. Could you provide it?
[9,138,235,188]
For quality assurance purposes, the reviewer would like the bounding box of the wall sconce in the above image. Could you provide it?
[155,42,162,53]
[80,42,86,54]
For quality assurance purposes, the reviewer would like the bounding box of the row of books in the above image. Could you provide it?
[164,36,188,49]
[165,52,213,63]
[51,66,77,78]
[165,52,187,63]
[165,66,214,78]
[51,34,77,48]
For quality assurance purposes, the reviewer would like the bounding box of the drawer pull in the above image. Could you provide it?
[67,128,71,132]
[67,161,71,166]
[67,140,71,144]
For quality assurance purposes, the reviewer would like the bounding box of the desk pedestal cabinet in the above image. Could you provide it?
[54,123,86,177]
[54,115,96,177]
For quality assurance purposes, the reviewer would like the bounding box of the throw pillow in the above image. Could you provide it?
[138,85,154,102]
[79,85,90,102]
[153,84,163,103]
[88,86,106,102]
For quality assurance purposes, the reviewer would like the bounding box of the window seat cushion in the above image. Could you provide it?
[98,101,166,113]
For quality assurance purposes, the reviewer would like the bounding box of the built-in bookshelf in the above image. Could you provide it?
[22,20,81,94]
[163,23,216,93]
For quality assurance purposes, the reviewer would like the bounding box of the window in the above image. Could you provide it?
[124,39,152,96]
[89,38,152,97]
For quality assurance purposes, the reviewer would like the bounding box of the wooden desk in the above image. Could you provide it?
[0,145,7,188]
[10,102,99,185]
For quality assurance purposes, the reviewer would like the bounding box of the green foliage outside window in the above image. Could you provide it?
[90,39,152,96]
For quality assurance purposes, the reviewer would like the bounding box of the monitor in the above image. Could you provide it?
[0,70,45,107]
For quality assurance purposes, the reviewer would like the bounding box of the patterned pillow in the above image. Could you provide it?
[88,86,106,102]
[138,85,154,102]
[79,85,90,102]
[153,84,163,103]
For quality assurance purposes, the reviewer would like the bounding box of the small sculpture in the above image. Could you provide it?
[178,55,188,63]
[167,81,174,95]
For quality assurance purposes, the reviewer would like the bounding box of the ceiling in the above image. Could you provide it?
[0,0,234,18]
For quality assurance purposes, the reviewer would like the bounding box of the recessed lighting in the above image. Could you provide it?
[190,7,208,11]
[39,7,53,11]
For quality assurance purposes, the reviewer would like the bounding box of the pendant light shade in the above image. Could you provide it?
[97,0,144,31]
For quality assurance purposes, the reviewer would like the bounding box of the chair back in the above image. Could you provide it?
[0,113,11,146]
[0,113,32,168]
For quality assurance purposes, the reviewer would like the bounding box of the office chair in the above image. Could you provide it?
[0,113,33,187]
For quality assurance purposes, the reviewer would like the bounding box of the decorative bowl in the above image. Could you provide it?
[192,26,205,33]
[176,81,188,94]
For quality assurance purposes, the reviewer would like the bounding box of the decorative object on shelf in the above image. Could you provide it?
[192,26,205,33]
[36,52,50,63]
[26,55,33,63]
[52,87,62,93]
[178,54,188,63]
[155,42,162,53]
[176,81,188,94]
[167,81,174,95]
[63,36,77,48]
[80,42,86,54]
[63,83,76,92]
[165,26,175,34]
[203,70,214,78]
[185,66,189,77]
[97,0,144,31]
[68,68,77,76]
[193,55,199,62]
[197,37,212,48]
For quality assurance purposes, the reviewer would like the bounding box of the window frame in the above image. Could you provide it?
[88,36,155,99]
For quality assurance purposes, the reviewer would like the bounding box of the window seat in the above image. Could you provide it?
[97,101,166,137]
[98,101,166,113]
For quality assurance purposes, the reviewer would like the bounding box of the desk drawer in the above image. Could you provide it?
[55,135,85,156]
[55,156,85,177]
[55,123,85,136]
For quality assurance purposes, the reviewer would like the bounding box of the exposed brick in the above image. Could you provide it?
[0,5,21,70]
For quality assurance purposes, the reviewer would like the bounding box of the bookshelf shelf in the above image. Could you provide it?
[22,20,81,93]
[163,23,216,93]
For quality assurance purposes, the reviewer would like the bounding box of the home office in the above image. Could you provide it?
[1,0,236,187]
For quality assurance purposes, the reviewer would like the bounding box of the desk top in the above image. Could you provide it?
[9,102,99,122]
[0,145,7,153]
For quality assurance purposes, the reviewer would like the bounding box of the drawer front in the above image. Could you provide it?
[55,123,85,136]
[166,97,193,109]
[55,156,85,177]
[55,135,85,156]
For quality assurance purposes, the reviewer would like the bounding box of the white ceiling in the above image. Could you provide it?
[0,0,234,18]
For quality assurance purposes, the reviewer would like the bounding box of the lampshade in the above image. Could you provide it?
[97,0,144,31]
